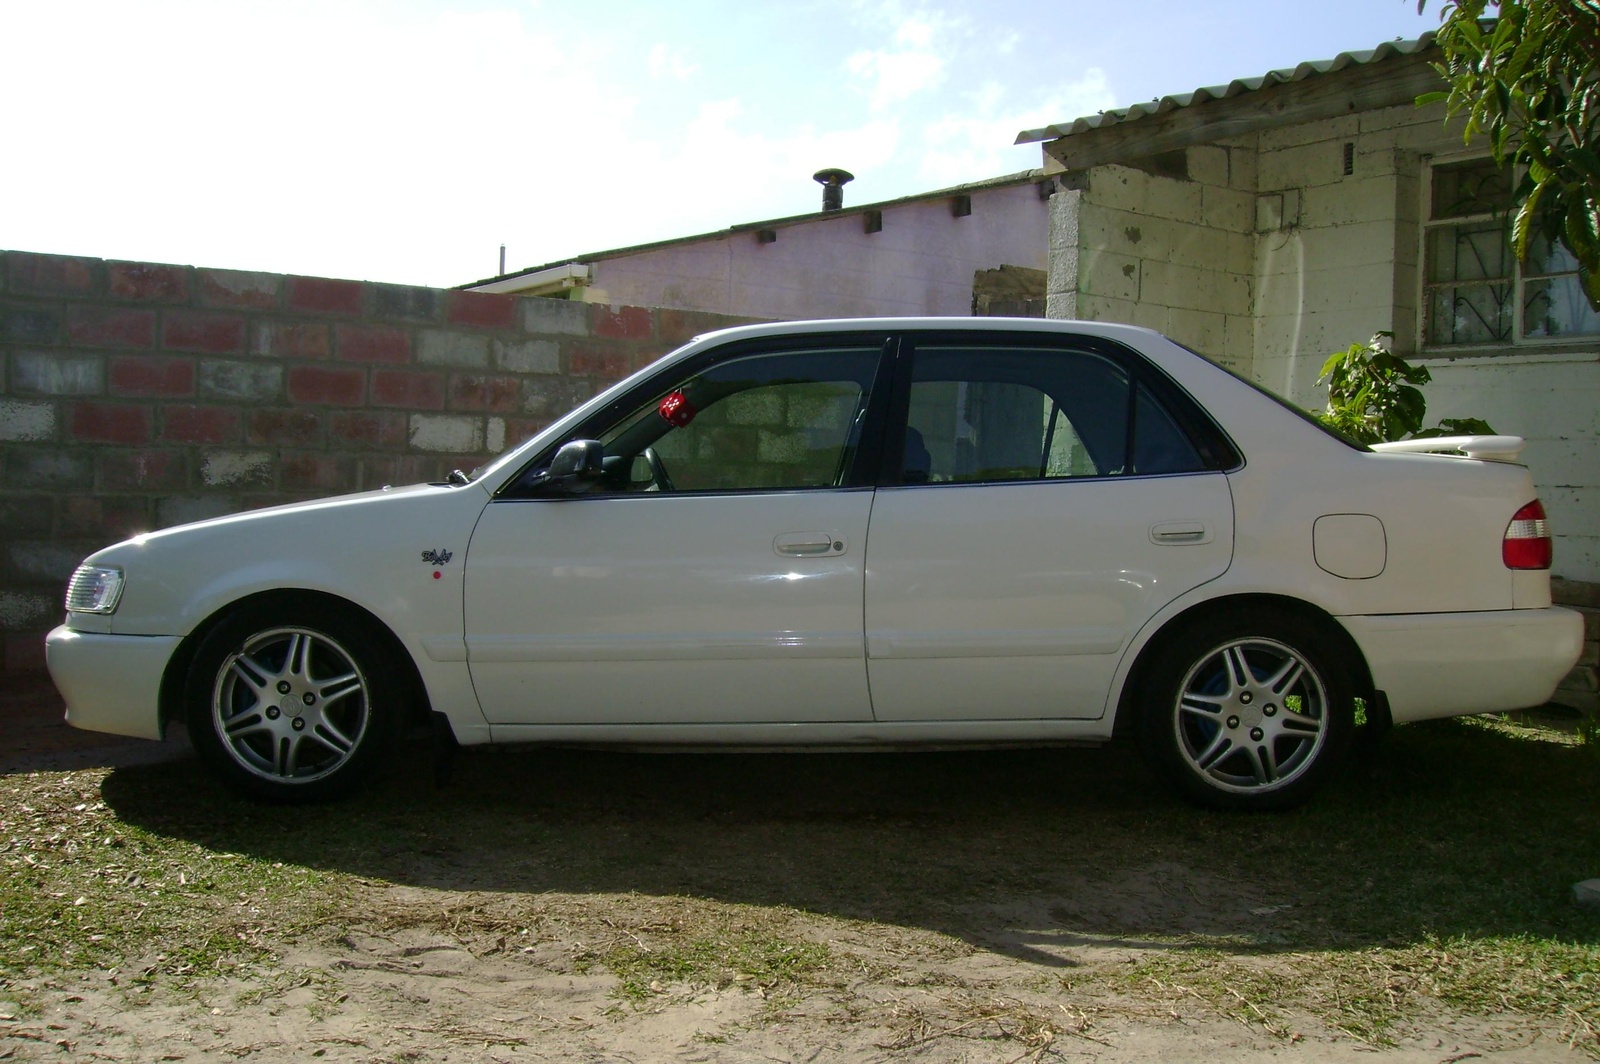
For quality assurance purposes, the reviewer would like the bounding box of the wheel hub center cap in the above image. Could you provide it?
[279,694,305,719]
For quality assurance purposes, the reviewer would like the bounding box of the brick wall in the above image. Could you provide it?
[0,250,756,674]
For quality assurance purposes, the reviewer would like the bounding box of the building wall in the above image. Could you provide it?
[0,250,755,674]
[577,181,1050,320]
[1044,102,1600,587]
[1047,153,1258,375]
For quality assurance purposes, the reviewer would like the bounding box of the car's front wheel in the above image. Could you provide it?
[1138,610,1355,810]
[184,599,401,802]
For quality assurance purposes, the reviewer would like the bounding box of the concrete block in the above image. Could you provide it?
[523,297,588,336]
[197,268,281,310]
[1187,145,1231,188]
[4,448,90,489]
[418,329,490,368]
[201,451,274,488]
[494,338,560,375]
[1201,186,1254,232]
[1167,308,1227,359]
[11,352,102,395]
[1078,251,1140,302]
[487,417,507,454]
[199,361,283,402]
[408,413,484,454]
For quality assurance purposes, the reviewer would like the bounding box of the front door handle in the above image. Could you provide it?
[775,532,846,557]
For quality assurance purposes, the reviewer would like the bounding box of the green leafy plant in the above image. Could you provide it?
[1418,0,1600,311]
[1316,332,1496,444]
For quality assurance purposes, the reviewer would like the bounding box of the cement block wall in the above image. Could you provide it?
[0,250,755,674]
[1048,157,1257,375]
[1044,101,1600,587]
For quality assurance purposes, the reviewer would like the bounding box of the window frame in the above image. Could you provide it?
[1419,152,1600,356]
[877,330,1241,488]
[494,332,899,500]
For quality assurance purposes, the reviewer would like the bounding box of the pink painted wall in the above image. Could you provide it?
[581,180,1051,319]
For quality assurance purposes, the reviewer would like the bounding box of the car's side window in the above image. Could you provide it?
[595,347,880,494]
[901,345,1206,484]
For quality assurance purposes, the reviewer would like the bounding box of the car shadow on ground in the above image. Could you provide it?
[79,698,1600,969]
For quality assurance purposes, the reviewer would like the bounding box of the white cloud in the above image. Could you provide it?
[915,69,1117,186]
[844,7,965,111]
[648,42,699,81]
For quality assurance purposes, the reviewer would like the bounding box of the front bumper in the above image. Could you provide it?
[1341,607,1584,724]
[45,626,181,741]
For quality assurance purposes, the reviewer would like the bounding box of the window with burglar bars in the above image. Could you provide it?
[1422,156,1600,350]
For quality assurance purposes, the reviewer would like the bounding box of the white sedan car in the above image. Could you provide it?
[46,319,1583,809]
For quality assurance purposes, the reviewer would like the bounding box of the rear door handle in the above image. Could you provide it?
[1150,521,1211,545]
[775,532,846,557]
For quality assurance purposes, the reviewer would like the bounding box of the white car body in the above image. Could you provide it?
[46,319,1584,808]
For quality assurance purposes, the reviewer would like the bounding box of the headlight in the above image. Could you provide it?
[65,565,125,614]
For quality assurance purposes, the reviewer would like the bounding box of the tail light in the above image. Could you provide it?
[1503,500,1553,570]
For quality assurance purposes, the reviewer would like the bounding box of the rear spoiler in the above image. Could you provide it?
[1368,435,1526,463]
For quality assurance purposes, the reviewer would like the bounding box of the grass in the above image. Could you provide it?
[2,708,1597,1056]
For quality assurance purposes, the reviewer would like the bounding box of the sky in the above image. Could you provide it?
[3,0,1440,290]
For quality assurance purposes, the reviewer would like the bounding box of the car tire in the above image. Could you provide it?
[184,598,402,803]
[1137,609,1355,811]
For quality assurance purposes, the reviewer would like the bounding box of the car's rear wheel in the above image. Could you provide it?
[184,600,400,802]
[1138,610,1355,810]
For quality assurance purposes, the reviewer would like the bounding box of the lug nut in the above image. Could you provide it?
[292,718,305,731]
[1264,704,1277,716]
[1250,727,1264,742]
[1227,716,1240,729]
[266,707,280,720]
[303,692,316,706]
[1239,692,1253,705]
[277,681,291,694]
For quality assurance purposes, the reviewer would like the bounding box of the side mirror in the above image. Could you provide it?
[539,439,605,495]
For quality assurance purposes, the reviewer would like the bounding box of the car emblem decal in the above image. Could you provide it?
[421,549,454,566]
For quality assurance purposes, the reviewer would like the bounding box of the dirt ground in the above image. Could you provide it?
[1,672,1593,1064]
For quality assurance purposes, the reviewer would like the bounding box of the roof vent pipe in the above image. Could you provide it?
[813,168,854,211]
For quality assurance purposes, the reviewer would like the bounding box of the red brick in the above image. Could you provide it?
[281,452,354,492]
[60,495,150,538]
[329,411,406,448]
[336,324,411,363]
[358,455,404,489]
[68,401,152,444]
[371,368,446,409]
[109,262,189,302]
[98,449,188,491]
[287,276,364,316]
[253,322,331,359]
[66,306,157,348]
[108,355,195,398]
[163,311,246,354]
[8,252,99,296]
[591,305,655,341]
[502,417,549,444]
[566,343,630,379]
[287,365,365,406]
[448,373,520,413]
[161,404,241,445]
[198,269,280,310]
[446,291,518,329]
[247,408,325,446]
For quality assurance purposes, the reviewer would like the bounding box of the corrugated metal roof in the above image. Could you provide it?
[1015,33,1436,145]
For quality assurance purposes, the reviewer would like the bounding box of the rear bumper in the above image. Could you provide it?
[1341,607,1584,724]
[45,626,179,741]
